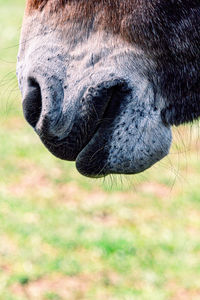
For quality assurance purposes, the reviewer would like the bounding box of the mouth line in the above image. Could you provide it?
[38,114,106,160]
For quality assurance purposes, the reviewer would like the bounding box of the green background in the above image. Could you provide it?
[1,1,200,299]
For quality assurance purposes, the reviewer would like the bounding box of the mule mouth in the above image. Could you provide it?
[35,77,171,178]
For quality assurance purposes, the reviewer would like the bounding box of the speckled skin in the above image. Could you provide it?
[17,1,199,177]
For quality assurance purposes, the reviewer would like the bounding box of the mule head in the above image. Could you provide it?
[17,0,200,177]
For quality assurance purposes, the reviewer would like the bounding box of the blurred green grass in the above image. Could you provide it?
[1,1,200,299]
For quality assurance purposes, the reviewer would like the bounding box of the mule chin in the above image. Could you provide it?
[76,93,172,178]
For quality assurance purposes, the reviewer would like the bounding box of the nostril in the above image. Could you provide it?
[23,77,42,128]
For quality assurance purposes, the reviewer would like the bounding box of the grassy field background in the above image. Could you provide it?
[1,1,200,299]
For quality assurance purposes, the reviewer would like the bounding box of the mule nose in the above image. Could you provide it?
[23,78,42,128]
